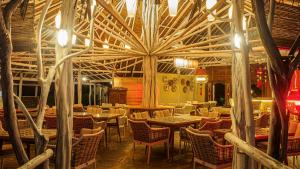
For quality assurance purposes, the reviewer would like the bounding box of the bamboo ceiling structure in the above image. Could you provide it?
[8,0,300,82]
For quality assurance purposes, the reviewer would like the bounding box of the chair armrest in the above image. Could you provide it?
[93,120,106,130]
[214,142,233,161]
[150,127,170,140]
[72,137,82,147]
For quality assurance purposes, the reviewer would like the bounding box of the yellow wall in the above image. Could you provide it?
[113,73,206,105]
[157,73,205,104]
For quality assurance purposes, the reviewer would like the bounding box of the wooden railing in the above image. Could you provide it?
[17,149,53,169]
[225,133,292,169]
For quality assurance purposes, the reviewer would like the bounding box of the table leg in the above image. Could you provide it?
[105,128,108,149]
[169,128,175,160]
[116,117,121,142]
[26,143,30,159]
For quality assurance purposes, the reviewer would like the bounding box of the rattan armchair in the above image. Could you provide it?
[0,122,13,169]
[71,128,104,169]
[186,128,233,169]
[73,116,106,136]
[128,119,170,164]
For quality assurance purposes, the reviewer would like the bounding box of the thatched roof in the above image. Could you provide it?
[8,0,300,81]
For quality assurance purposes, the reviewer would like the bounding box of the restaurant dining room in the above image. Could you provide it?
[0,0,299,168]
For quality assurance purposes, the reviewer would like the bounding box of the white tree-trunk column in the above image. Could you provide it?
[142,55,158,108]
[77,71,82,104]
[54,0,76,168]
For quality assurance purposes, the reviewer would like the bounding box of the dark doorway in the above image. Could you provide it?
[214,83,225,106]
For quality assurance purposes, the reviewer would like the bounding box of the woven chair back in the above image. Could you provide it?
[44,115,57,129]
[187,128,218,164]
[71,129,104,167]
[128,120,151,142]
[73,116,94,135]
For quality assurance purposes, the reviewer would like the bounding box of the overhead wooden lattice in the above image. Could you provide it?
[9,0,300,81]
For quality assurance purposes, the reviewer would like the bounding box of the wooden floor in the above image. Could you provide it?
[2,129,300,169]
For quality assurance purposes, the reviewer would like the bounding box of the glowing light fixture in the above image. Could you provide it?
[124,44,131,49]
[206,0,217,21]
[85,38,90,47]
[234,33,241,49]
[206,0,217,10]
[91,0,96,14]
[174,58,198,69]
[242,16,247,31]
[207,13,216,22]
[103,39,109,49]
[82,77,88,82]
[57,29,68,47]
[72,35,77,45]
[55,11,61,29]
[228,5,233,19]
[168,0,179,17]
[287,70,300,116]
[125,0,137,17]
[195,68,208,83]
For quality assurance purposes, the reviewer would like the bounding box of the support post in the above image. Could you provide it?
[77,71,82,104]
[89,82,92,105]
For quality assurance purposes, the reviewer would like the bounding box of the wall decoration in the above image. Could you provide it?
[171,85,177,92]
[181,79,186,85]
[183,86,188,93]
[163,85,169,91]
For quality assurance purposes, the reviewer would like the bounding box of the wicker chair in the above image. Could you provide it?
[107,108,127,139]
[186,128,233,169]
[45,115,57,129]
[73,116,106,136]
[255,113,270,128]
[73,104,85,112]
[128,119,170,164]
[130,111,149,120]
[71,128,104,169]
[179,127,213,154]
[199,120,222,131]
[0,122,14,169]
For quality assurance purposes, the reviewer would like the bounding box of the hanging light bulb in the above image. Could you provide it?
[57,29,68,47]
[55,11,61,29]
[82,77,88,82]
[72,35,77,45]
[85,38,90,47]
[234,33,241,49]
[125,0,137,17]
[228,5,233,19]
[242,16,247,31]
[206,0,217,10]
[91,0,96,14]
[124,44,131,49]
[168,0,179,17]
[207,11,216,22]
[103,39,109,49]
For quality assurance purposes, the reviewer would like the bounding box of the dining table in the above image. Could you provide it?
[147,115,203,159]
[0,128,56,159]
[74,112,123,148]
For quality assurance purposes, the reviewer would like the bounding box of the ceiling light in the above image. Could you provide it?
[125,0,137,17]
[55,11,61,29]
[103,39,109,49]
[168,0,179,17]
[234,33,241,49]
[124,44,131,49]
[72,35,77,45]
[57,29,68,47]
[206,0,217,10]
[85,38,90,47]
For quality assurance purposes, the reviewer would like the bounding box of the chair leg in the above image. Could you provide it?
[179,139,182,154]
[147,146,151,165]
[166,141,170,160]
[93,162,97,169]
[132,142,135,160]
[0,158,3,169]
[193,160,196,169]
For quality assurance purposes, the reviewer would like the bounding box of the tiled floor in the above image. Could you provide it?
[2,129,300,169]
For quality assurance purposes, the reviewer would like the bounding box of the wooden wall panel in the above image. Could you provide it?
[113,77,143,105]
